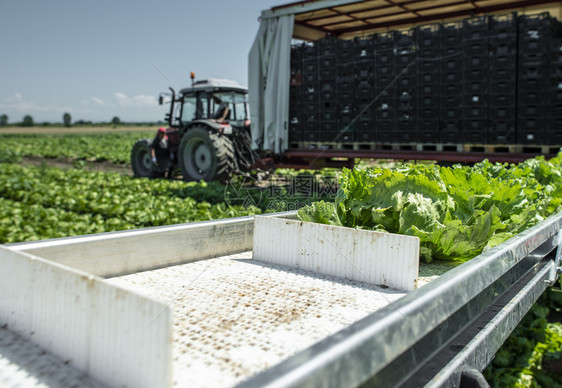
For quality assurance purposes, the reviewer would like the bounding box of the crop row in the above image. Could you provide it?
[0,132,153,164]
[0,163,262,244]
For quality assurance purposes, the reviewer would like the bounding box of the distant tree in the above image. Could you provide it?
[63,112,72,127]
[21,115,34,127]
[0,114,8,126]
[112,116,121,125]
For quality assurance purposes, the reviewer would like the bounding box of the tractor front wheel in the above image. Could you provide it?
[131,138,156,178]
[178,126,236,183]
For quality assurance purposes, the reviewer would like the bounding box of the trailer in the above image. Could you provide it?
[1,211,561,387]
[248,0,562,169]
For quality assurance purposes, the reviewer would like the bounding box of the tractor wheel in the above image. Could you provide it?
[131,138,156,177]
[178,126,236,183]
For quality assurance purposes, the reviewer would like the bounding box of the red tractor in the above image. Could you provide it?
[131,78,257,183]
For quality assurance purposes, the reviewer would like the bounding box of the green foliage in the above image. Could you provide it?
[0,114,7,126]
[21,115,34,127]
[298,156,562,263]
[0,132,153,164]
[484,288,562,387]
[0,164,261,244]
[63,112,72,127]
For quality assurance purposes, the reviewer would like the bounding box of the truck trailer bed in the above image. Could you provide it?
[107,251,411,387]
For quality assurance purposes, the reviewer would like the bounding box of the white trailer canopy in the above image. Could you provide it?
[249,0,562,153]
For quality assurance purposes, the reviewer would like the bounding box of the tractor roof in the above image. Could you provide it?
[180,79,248,95]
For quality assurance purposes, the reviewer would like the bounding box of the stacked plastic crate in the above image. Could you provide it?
[488,13,518,144]
[439,21,464,143]
[395,29,417,143]
[351,36,376,142]
[517,13,550,145]
[547,20,562,144]
[289,44,304,143]
[374,32,395,142]
[337,38,357,142]
[301,43,320,141]
[416,24,441,144]
[463,16,489,143]
[317,37,339,142]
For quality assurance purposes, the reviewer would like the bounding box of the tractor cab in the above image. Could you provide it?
[131,77,257,183]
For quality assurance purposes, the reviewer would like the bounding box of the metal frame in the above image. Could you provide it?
[238,211,562,387]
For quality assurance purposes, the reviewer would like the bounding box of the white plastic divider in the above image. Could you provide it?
[0,246,172,388]
[253,216,420,291]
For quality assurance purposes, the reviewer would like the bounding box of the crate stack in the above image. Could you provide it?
[354,35,377,142]
[517,13,551,144]
[416,24,441,143]
[374,32,395,142]
[289,44,304,143]
[301,43,320,141]
[395,29,417,142]
[439,21,464,143]
[488,13,518,144]
[337,38,357,141]
[317,37,339,142]
[462,16,489,143]
[547,20,562,144]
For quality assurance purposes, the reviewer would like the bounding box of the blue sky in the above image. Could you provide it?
[0,0,283,123]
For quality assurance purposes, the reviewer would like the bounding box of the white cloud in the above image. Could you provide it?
[91,97,104,105]
[114,92,157,107]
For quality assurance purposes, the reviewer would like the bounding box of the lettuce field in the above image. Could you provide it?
[0,130,560,386]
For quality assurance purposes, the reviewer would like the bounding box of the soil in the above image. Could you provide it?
[21,156,133,176]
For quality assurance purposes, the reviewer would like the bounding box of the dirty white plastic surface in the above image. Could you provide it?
[107,251,408,388]
[0,246,172,388]
[253,216,420,291]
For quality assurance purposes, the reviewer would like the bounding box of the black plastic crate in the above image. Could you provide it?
[375,50,395,66]
[488,66,516,82]
[518,76,546,91]
[376,32,395,51]
[419,83,439,96]
[464,93,487,106]
[464,106,488,118]
[375,119,396,132]
[376,63,394,77]
[441,106,462,121]
[488,121,516,144]
[319,82,337,100]
[375,106,395,120]
[354,36,375,58]
[489,39,517,56]
[320,100,338,112]
[416,23,440,48]
[463,39,489,54]
[418,46,440,59]
[550,88,562,102]
[318,56,337,70]
[356,80,375,100]
[489,13,517,36]
[396,76,416,91]
[418,72,439,84]
[441,71,463,83]
[440,56,463,72]
[303,129,322,142]
[517,118,546,144]
[303,101,319,114]
[396,50,416,66]
[302,60,318,75]
[463,120,487,142]
[396,29,415,48]
[489,93,516,106]
[548,102,562,118]
[289,116,303,142]
[418,107,439,119]
[463,16,489,40]
[316,37,338,57]
[337,76,354,92]
[374,129,394,143]
[441,94,463,108]
[338,39,355,59]
[546,118,562,145]
[418,94,439,107]
[338,90,355,104]
[518,104,546,118]
[417,59,440,74]
[488,79,516,98]
[489,106,516,120]
[302,42,317,58]
[374,74,394,90]
[464,80,488,95]
[464,67,488,81]
[398,91,414,104]
[355,59,375,79]
[518,89,544,104]
[440,125,462,143]
[519,12,553,30]
[338,63,355,79]
[464,54,488,69]
[440,21,463,47]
